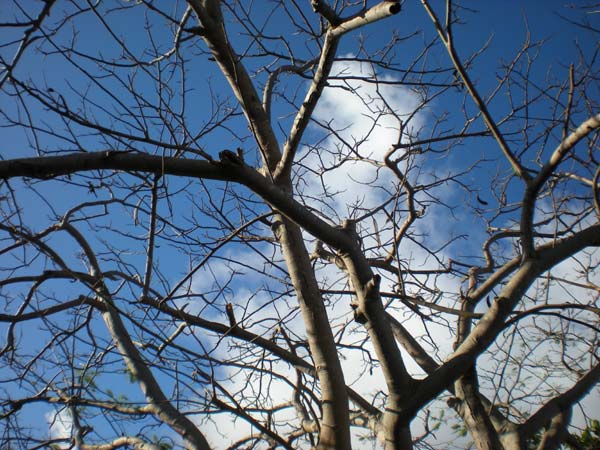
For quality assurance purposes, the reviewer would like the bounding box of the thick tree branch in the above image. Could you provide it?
[186,0,281,172]
[521,114,600,257]
[272,216,352,449]
[387,313,439,375]
[535,409,572,450]
[521,363,600,443]
[79,436,163,450]
[339,220,414,450]
[402,223,600,417]
[275,1,401,181]
[454,368,503,450]
[0,151,354,252]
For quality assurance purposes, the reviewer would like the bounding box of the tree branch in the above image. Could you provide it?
[420,0,527,180]
[275,1,401,181]
[403,223,600,416]
[521,363,600,443]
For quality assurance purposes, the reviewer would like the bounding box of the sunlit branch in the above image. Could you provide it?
[521,113,600,257]
[59,221,211,450]
[276,1,402,181]
[262,59,317,120]
[148,6,194,65]
[79,436,163,450]
[403,224,600,416]
[186,0,281,172]
[520,363,600,443]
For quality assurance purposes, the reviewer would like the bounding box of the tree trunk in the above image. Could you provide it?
[274,215,351,449]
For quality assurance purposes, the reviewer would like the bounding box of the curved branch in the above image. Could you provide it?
[402,223,600,417]
[0,151,356,253]
[520,363,600,443]
[275,0,401,181]
[521,113,600,256]
[60,222,211,450]
[535,409,572,450]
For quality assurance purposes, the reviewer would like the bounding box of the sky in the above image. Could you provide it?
[1,0,599,449]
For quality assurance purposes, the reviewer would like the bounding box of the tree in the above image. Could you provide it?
[0,0,599,449]
[567,419,600,450]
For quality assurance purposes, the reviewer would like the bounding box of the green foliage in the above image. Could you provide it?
[568,420,600,450]
[451,421,468,438]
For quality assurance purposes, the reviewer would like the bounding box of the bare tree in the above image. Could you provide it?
[0,1,599,449]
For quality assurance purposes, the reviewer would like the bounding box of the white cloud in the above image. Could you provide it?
[295,58,425,220]
[193,57,600,448]
[45,408,72,446]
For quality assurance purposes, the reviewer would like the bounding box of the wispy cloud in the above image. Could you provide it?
[295,58,425,220]
[45,408,72,446]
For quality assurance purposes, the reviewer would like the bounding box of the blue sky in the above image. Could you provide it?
[1,1,599,448]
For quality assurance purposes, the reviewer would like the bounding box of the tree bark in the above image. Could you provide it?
[274,215,351,449]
